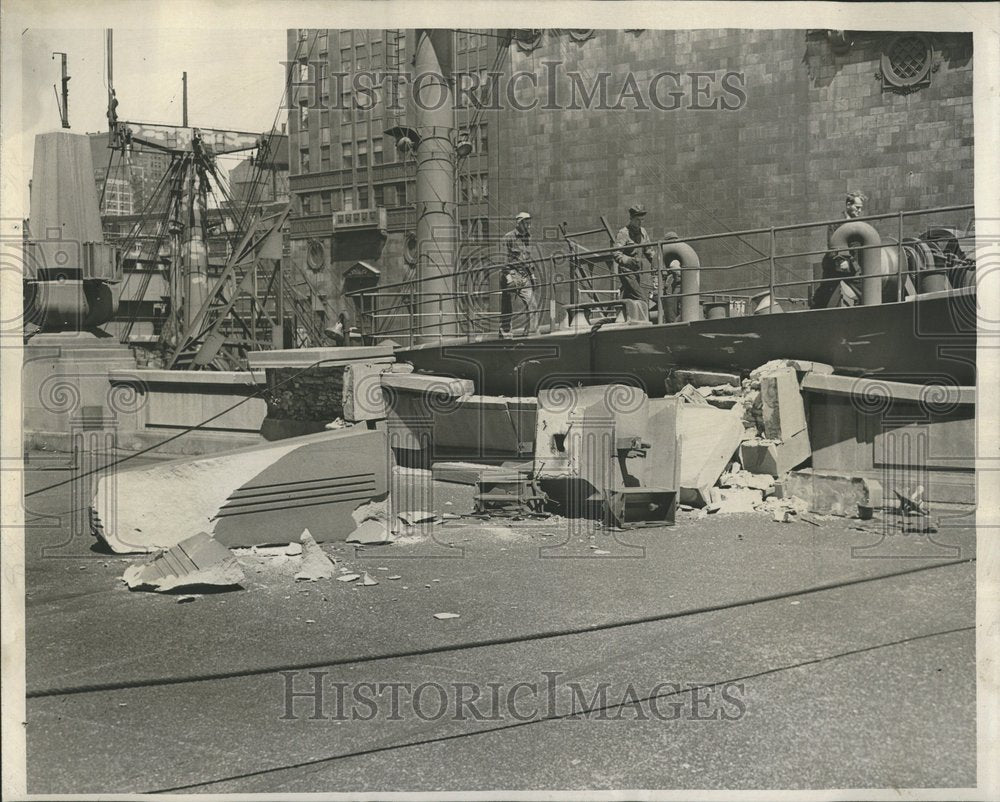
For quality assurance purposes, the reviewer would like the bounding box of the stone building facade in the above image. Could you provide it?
[286,28,974,334]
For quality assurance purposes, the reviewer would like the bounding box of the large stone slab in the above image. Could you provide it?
[92,428,388,552]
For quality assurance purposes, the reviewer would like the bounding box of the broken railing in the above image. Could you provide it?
[345,204,974,346]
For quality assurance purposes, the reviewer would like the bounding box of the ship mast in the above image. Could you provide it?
[104,28,278,367]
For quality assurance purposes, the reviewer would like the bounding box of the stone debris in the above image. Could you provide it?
[665,369,741,394]
[347,519,392,545]
[785,470,882,517]
[337,573,361,583]
[433,612,460,620]
[398,510,438,526]
[716,487,764,514]
[360,572,379,586]
[719,467,775,493]
[121,532,244,592]
[677,404,747,506]
[294,529,338,581]
[676,384,710,406]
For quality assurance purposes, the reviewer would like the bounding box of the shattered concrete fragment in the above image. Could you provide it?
[398,510,438,525]
[337,573,361,582]
[666,370,741,394]
[716,487,764,514]
[675,384,710,406]
[739,430,811,477]
[785,470,883,517]
[121,532,244,592]
[678,405,747,506]
[361,572,379,586]
[759,367,808,441]
[346,519,392,545]
[294,529,338,581]
[433,612,460,620]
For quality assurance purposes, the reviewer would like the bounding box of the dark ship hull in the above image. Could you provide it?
[395,288,977,397]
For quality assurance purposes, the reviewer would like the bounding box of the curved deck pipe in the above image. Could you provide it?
[829,221,885,306]
[660,241,701,321]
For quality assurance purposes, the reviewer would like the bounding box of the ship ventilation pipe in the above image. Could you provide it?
[661,241,702,321]
[829,221,883,306]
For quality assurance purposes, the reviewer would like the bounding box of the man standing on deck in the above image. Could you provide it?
[815,191,868,308]
[613,203,655,322]
[499,211,538,338]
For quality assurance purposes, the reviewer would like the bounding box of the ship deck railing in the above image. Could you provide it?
[344,204,974,347]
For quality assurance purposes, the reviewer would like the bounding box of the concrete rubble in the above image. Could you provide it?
[294,529,338,581]
[121,532,245,592]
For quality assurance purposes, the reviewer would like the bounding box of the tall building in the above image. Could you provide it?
[285,28,506,338]
[89,132,173,218]
[287,29,974,337]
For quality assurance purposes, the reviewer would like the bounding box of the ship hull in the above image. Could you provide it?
[395,289,977,396]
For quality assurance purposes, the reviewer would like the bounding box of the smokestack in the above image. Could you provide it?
[413,29,458,342]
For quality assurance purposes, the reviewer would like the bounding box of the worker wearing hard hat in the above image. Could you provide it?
[613,203,656,321]
[499,211,538,338]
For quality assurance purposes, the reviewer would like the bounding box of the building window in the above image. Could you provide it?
[878,33,935,94]
[374,185,385,207]
[299,148,310,172]
[357,141,368,167]
[320,145,331,170]
[301,194,313,214]
[320,127,331,145]
[477,124,488,154]
[394,182,407,206]
[373,140,384,165]
[321,192,332,214]
[358,186,369,208]
[343,192,355,211]
[318,31,328,54]
[460,175,469,203]
[299,103,309,127]
[297,29,308,43]
[341,143,353,168]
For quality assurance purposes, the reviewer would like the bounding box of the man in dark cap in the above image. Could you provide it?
[613,203,655,321]
[499,211,538,338]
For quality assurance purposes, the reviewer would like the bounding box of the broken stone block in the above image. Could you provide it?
[720,469,775,493]
[347,518,392,545]
[295,529,338,581]
[759,367,807,441]
[787,360,834,376]
[666,370,741,394]
[676,384,710,406]
[678,405,747,506]
[784,470,883,517]
[705,396,739,410]
[121,532,244,592]
[717,487,764,514]
[739,429,811,477]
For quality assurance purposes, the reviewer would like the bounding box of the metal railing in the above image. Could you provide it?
[344,204,974,347]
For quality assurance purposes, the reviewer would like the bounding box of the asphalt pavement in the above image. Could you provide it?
[20,455,977,794]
